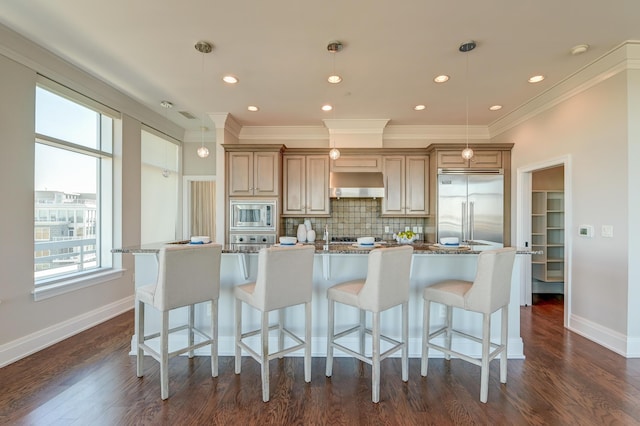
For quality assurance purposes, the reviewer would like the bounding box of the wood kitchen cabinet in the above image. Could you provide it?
[282,154,330,216]
[437,149,502,169]
[226,147,282,197]
[382,155,429,216]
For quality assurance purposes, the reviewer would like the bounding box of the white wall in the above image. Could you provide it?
[0,26,186,365]
[493,70,632,345]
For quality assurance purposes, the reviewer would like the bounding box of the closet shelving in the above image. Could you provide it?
[531,190,564,283]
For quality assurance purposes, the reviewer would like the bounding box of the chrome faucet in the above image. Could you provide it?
[323,225,329,250]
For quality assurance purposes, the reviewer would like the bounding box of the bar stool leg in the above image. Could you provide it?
[500,305,509,384]
[261,310,270,402]
[402,301,408,382]
[444,305,453,360]
[372,311,381,403]
[326,299,335,377]
[359,309,366,356]
[278,309,285,358]
[211,299,218,377]
[188,304,195,358]
[421,299,430,376]
[480,312,491,403]
[234,299,242,374]
[304,301,311,383]
[136,300,145,377]
[160,311,169,400]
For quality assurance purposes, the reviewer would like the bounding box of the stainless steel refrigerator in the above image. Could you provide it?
[437,172,504,244]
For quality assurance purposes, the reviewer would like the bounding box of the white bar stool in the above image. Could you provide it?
[234,245,315,402]
[421,247,517,403]
[136,243,222,400]
[325,245,413,403]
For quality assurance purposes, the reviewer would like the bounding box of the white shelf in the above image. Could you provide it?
[531,190,564,283]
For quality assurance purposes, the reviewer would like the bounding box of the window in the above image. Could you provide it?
[141,129,180,244]
[34,81,115,288]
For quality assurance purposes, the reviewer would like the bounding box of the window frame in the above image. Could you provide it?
[33,78,122,300]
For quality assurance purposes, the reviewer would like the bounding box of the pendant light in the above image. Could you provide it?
[460,41,476,161]
[327,41,343,160]
[160,100,172,177]
[195,40,212,158]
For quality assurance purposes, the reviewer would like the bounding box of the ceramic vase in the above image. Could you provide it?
[297,224,307,242]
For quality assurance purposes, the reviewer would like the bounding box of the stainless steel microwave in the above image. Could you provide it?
[229,199,277,232]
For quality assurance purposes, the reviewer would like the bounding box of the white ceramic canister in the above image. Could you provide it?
[297,224,308,242]
[306,229,316,242]
[304,219,312,232]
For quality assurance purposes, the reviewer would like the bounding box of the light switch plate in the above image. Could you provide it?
[602,225,614,238]
[384,226,389,233]
[578,225,593,237]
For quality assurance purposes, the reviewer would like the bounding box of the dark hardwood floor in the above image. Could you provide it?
[2,296,640,425]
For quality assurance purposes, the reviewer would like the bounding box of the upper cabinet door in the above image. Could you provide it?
[228,152,254,196]
[253,151,279,196]
[282,155,329,216]
[282,155,306,215]
[305,155,330,215]
[228,151,279,196]
[382,156,405,215]
[405,156,429,216]
[382,155,429,216]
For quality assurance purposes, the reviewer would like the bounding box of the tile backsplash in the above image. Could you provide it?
[282,198,433,241]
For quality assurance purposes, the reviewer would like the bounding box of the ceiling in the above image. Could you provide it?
[1,1,639,133]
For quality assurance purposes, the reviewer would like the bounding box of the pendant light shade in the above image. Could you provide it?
[195,40,212,159]
[460,41,476,161]
[327,41,343,160]
[329,147,341,160]
[197,145,210,158]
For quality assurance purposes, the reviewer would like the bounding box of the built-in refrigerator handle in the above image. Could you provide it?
[469,201,475,241]
[461,202,467,241]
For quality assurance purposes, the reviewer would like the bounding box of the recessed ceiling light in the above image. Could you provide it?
[528,75,545,83]
[433,75,449,83]
[328,74,342,84]
[247,105,259,112]
[160,100,173,108]
[489,105,502,111]
[571,44,589,55]
[222,75,239,84]
[414,105,426,111]
[322,104,333,111]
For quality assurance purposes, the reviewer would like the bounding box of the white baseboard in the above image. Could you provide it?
[0,296,134,368]
[568,313,631,357]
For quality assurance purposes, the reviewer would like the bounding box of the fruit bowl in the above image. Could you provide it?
[393,231,418,244]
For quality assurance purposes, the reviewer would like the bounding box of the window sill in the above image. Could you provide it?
[33,268,126,301]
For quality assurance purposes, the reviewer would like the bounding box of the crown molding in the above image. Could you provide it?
[489,40,640,137]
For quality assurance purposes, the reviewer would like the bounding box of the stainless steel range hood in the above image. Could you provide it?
[329,172,385,198]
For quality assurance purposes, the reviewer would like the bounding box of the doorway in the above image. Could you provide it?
[182,176,216,240]
[531,166,565,305]
[517,156,571,327]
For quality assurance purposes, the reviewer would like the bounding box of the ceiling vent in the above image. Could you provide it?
[179,110,197,119]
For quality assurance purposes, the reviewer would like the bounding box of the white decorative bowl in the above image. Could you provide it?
[439,237,459,245]
[279,236,297,245]
[357,237,375,245]
[190,236,210,243]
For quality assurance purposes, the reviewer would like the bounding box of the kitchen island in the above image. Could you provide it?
[114,242,531,359]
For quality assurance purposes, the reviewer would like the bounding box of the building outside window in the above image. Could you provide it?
[34,80,115,285]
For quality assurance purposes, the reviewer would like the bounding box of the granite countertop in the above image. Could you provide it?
[113,241,538,255]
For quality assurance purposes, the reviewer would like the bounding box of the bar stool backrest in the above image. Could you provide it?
[464,247,517,314]
[253,245,316,311]
[358,245,414,312]
[153,243,222,311]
